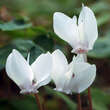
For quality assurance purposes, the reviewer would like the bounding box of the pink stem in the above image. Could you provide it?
[88,87,93,110]
[34,94,43,110]
[77,93,82,110]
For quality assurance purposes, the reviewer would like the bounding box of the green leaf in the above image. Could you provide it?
[91,88,110,110]
[0,39,44,70]
[6,26,47,38]
[0,20,32,31]
[9,96,38,110]
[0,96,38,110]
[11,39,36,51]
[29,45,45,64]
[91,2,110,14]
[34,34,54,52]
[88,37,110,58]
[45,86,76,110]
[97,13,110,26]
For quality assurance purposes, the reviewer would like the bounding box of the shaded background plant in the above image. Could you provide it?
[0,0,110,110]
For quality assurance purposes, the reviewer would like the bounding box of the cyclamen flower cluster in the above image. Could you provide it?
[52,5,98,94]
[5,5,98,95]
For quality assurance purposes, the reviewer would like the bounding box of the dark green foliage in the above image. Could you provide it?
[88,36,110,58]
[45,86,77,110]
[34,34,54,52]
[0,39,44,70]
[0,96,38,110]
[91,88,110,110]
[0,20,32,31]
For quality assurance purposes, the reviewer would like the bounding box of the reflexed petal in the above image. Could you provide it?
[78,22,85,43]
[62,67,73,94]
[78,6,98,50]
[63,56,87,93]
[68,54,85,77]
[31,52,52,87]
[72,61,93,77]
[70,63,96,93]
[51,49,68,89]
[6,49,34,88]
[72,16,77,24]
[36,74,51,89]
[53,12,79,48]
[72,54,85,63]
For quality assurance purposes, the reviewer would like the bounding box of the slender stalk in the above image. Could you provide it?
[34,93,43,110]
[77,93,82,110]
[88,87,93,110]
[82,54,93,110]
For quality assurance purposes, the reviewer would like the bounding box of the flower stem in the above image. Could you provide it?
[88,87,93,110]
[34,93,43,110]
[77,93,82,110]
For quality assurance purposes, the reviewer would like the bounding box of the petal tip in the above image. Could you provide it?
[82,3,84,8]
[12,49,17,53]
[54,12,62,16]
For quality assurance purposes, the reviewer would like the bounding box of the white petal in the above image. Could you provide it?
[78,22,85,43]
[51,49,68,90]
[31,52,52,87]
[72,16,77,24]
[63,58,88,92]
[53,12,79,48]
[54,88,72,94]
[27,52,30,64]
[6,49,34,88]
[36,74,51,89]
[78,6,98,50]
[62,67,73,94]
[72,54,85,63]
[70,63,96,93]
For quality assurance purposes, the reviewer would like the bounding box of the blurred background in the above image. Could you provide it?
[0,0,110,110]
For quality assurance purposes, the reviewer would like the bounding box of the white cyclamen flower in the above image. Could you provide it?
[53,5,98,54]
[51,49,96,94]
[6,49,52,94]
